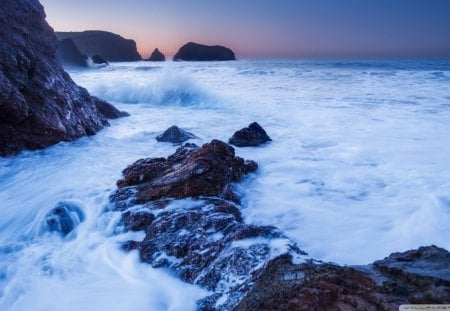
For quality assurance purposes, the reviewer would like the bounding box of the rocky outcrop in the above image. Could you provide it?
[0,0,127,156]
[45,201,85,236]
[147,48,165,61]
[56,31,142,62]
[91,54,108,65]
[156,125,198,144]
[173,42,236,61]
[229,122,272,147]
[56,38,87,67]
[112,139,449,310]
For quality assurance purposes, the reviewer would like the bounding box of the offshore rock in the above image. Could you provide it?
[45,201,85,236]
[173,42,236,61]
[156,125,198,144]
[56,31,142,62]
[229,122,272,147]
[0,0,127,156]
[91,54,108,65]
[112,140,258,207]
[147,48,165,61]
[56,38,87,67]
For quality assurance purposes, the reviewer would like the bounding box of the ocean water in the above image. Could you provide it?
[1,59,450,310]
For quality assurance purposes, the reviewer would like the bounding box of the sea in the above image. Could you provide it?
[1,59,449,310]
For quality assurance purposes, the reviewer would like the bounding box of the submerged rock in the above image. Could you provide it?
[156,125,198,144]
[45,202,85,236]
[56,38,87,67]
[229,122,272,147]
[56,31,142,62]
[0,0,127,156]
[147,48,165,61]
[173,42,236,61]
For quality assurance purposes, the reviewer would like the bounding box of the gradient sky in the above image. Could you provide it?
[40,0,450,59]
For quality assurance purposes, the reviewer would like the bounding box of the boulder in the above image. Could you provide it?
[0,0,127,156]
[229,122,272,147]
[147,48,165,61]
[45,201,85,236]
[173,42,235,61]
[56,38,87,67]
[56,30,142,62]
[155,125,197,143]
[91,54,108,65]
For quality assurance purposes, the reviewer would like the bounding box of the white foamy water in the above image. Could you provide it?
[1,59,449,309]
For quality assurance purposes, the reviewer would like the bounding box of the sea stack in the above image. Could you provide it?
[147,48,165,61]
[0,0,127,156]
[173,42,236,61]
[56,38,88,67]
[56,30,142,62]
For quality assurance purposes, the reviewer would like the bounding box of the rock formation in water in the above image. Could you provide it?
[229,122,272,147]
[56,31,142,62]
[91,54,108,65]
[111,139,450,310]
[156,125,198,143]
[56,38,88,67]
[173,42,236,61]
[0,0,127,156]
[147,48,165,61]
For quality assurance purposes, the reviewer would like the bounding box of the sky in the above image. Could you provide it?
[40,0,450,59]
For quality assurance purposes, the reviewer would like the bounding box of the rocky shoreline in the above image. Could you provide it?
[110,130,450,310]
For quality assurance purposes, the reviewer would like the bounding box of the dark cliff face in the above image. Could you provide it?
[173,42,236,61]
[147,48,165,61]
[56,38,87,67]
[0,0,127,157]
[56,31,142,62]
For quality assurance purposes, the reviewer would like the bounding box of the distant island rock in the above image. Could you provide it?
[91,54,108,65]
[147,48,165,61]
[0,0,127,156]
[55,30,142,62]
[173,42,236,61]
[56,38,88,67]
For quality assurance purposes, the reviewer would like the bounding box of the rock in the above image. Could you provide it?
[45,201,85,236]
[0,0,127,157]
[56,38,87,67]
[91,54,108,65]
[156,125,198,144]
[237,246,450,310]
[112,140,258,207]
[122,210,155,231]
[147,48,165,61]
[173,42,236,61]
[229,122,272,147]
[95,98,129,119]
[56,31,142,62]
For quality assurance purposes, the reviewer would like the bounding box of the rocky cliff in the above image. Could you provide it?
[56,38,88,67]
[173,42,236,61]
[56,31,142,62]
[0,0,127,156]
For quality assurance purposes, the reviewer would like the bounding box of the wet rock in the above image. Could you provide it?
[91,54,108,65]
[112,140,258,206]
[45,202,85,236]
[0,0,127,156]
[147,48,165,61]
[229,122,272,147]
[56,38,87,67]
[156,125,198,144]
[56,31,142,62]
[95,98,129,119]
[122,210,155,231]
[173,42,235,61]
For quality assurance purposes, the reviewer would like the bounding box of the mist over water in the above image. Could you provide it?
[1,59,449,309]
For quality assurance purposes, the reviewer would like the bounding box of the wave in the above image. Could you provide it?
[88,69,218,107]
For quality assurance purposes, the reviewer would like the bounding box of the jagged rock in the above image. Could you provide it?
[95,98,129,119]
[0,0,127,156]
[147,48,165,61]
[56,38,87,67]
[56,31,142,62]
[121,210,155,231]
[45,202,85,236]
[91,54,108,65]
[237,246,450,310]
[112,140,258,207]
[229,122,272,147]
[173,42,235,61]
[156,125,198,143]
